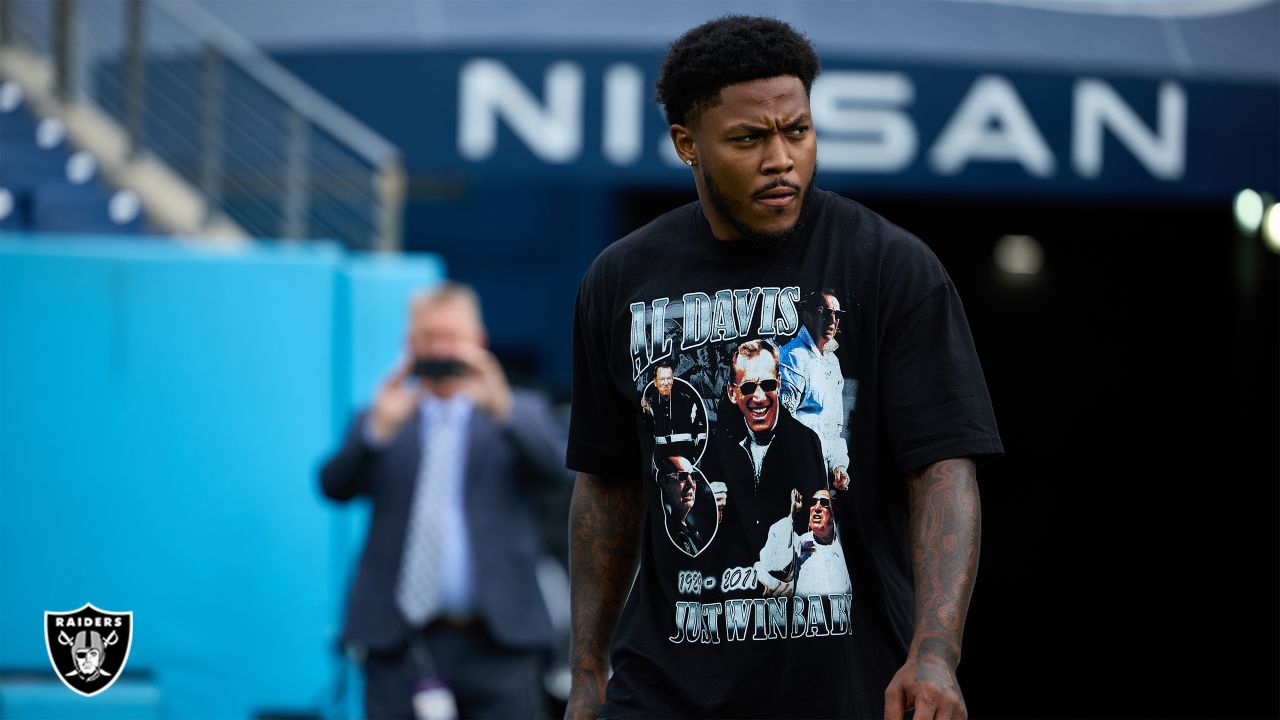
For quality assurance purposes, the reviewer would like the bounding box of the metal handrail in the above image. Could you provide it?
[157,0,399,172]
[0,0,406,251]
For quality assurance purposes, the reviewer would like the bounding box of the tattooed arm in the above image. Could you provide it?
[565,471,643,720]
[884,458,981,720]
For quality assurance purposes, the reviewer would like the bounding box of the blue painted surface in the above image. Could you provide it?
[0,234,443,719]
[0,679,163,719]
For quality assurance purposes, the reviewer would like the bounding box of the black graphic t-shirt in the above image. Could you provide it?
[568,189,1003,718]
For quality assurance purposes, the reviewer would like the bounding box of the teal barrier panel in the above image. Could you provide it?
[0,234,444,719]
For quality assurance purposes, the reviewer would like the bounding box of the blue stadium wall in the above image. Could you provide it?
[0,235,443,719]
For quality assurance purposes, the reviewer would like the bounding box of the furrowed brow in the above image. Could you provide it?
[726,113,812,135]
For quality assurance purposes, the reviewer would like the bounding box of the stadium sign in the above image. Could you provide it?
[448,55,1276,198]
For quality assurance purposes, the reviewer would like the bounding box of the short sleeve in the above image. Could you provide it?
[566,277,643,477]
[879,280,1004,474]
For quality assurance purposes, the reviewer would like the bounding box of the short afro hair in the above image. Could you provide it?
[655,15,820,128]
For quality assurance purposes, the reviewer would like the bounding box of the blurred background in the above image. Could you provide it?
[0,0,1276,718]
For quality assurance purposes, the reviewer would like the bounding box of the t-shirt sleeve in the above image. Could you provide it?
[880,275,1004,475]
[566,275,642,478]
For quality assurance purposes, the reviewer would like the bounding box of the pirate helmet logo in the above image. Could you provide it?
[44,603,133,697]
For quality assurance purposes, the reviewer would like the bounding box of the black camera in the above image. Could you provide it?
[412,357,465,379]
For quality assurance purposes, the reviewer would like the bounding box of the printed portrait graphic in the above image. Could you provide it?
[779,288,856,491]
[703,339,830,565]
[628,287,858,640]
[641,361,709,465]
[656,455,718,557]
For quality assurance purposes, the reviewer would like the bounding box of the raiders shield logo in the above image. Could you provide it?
[44,603,133,697]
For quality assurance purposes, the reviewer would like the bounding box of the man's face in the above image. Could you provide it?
[729,351,780,433]
[661,456,697,512]
[684,75,817,251]
[804,293,842,344]
[408,297,484,358]
[76,648,101,675]
[808,490,833,540]
[655,367,674,397]
[407,296,484,395]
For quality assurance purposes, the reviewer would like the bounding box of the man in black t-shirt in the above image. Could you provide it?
[565,15,1002,720]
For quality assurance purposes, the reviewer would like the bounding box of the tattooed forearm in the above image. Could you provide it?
[906,457,981,669]
[566,472,642,717]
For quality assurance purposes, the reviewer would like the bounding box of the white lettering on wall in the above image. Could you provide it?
[458,59,583,163]
[1073,79,1186,180]
[603,63,644,166]
[929,75,1055,177]
[811,71,916,172]
[453,60,1191,184]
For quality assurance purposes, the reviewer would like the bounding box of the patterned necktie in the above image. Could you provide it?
[395,402,459,628]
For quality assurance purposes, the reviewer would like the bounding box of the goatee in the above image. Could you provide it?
[703,166,817,255]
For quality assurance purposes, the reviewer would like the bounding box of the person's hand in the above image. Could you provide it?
[368,358,423,445]
[762,578,793,598]
[791,488,803,515]
[449,343,513,421]
[833,465,850,491]
[884,649,967,720]
[710,482,728,523]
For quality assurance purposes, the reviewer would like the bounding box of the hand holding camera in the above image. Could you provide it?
[369,357,427,445]
[412,342,512,422]
[369,343,513,444]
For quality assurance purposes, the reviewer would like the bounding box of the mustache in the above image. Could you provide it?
[751,178,802,199]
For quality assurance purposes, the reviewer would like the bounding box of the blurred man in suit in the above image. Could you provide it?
[321,282,570,719]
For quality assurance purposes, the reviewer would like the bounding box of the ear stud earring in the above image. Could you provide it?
[684,159,694,166]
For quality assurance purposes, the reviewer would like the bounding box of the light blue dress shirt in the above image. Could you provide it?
[418,394,475,617]
[779,325,851,471]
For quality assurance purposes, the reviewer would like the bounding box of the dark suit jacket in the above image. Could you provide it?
[320,389,571,653]
[701,407,829,566]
